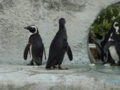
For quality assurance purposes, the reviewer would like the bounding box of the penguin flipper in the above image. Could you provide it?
[24,44,30,60]
[67,45,73,61]
[104,41,115,53]
[64,43,73,61]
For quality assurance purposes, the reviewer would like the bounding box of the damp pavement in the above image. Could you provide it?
[0,62,120,90]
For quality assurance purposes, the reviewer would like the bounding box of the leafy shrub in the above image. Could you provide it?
[90,4,120,43]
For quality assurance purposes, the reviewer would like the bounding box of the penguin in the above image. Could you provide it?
[103,22,119,47]
[46,18,73,70]
[24,25,46,65]
[95,33,104,61]
[104,33,120,65]
[102,22,120,64]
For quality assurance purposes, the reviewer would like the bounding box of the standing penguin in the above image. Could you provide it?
[95,33,104,61]
[24,25,46,65]
[46,18,73,70]
[104,33,120,65]
[102,22,119,64]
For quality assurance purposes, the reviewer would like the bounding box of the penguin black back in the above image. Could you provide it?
[46,18,73,70]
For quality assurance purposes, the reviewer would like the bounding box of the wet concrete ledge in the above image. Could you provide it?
[0,64,120,90]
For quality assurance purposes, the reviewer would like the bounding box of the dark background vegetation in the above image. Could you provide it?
[89,3,120,43]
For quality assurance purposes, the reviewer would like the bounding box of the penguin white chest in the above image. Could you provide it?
[109,45,119,62]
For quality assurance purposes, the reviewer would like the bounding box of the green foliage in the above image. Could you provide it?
[90,5,120,42]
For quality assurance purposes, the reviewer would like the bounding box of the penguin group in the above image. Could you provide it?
[23,18,73,70]
[23,18,120,69]
[95,22,120,66]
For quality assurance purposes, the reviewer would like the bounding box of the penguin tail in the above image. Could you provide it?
[34,57,42,65]
[43,44,47,60]
[46,62,52,69]
[46,58,53,69]
[46,65,51,69]
[23,44,30,60]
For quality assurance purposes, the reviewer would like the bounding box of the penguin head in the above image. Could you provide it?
[113,22,119,34]
[24,25,38,34]
[59,18,66,24]
[113,22,119,27]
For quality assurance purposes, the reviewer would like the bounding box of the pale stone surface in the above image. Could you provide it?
[0,0,119,65]
[0,64,120,90]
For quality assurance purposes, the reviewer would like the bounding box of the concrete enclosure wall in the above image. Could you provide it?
[0,0,119,65]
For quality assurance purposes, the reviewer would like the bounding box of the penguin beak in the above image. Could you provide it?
[24,26,28,29]
[24,26,29,30]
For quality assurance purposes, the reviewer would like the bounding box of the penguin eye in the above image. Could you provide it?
[115,24,119,27]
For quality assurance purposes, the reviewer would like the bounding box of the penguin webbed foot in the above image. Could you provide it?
[58,65,68,70]
[27,63,34,65]
[27,60,34,65]
[53,65,57,68]
[46,67,52,70]
[117,64,120,66]
[110,60,117,66]
[36,64,42,66]
[111,63,117,66]
[46,65,52,70]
